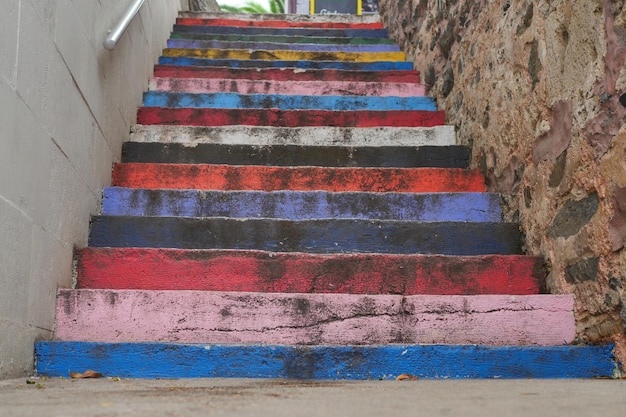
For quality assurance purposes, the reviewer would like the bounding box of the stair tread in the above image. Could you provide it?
[88,216,523,255]
[169,32,398,45]
[172,25,390,39]
[121,142,468,167]
[158,56,414,70]
[36,341,616,379]
[112,164,484,192]
[76,248,545,295]
[166,38,401,52]
[129,125,455,147]
[148,77,425,97]
[175,17,385,30]
[101,188,502,221]
[54,289,575,346]
[177,12,383,24]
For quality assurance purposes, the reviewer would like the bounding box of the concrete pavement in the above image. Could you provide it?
[1,377,625,417]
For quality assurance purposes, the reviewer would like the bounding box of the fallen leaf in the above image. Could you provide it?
[70,370,103,379]
[396,373,418,381]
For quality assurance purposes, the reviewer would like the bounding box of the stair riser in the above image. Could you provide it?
[102,189,502,222]
[167,39,400,52]
[175,18,385,29]
[169,32,397,45]
[149,77,426,97]
[54,290,575,346]
[163,48,406,63]
[178,12,382,24]
[88,217,522,255]
[136,108,446,128]
[76,248,545,295]
[173,25,390,39]
[112,165,485,192]
[142,92,436,111]
[153,65,419,83]
[122,143,468,167]
[35,342,616,379]
[158,56,414,70]
[129,125,455,147]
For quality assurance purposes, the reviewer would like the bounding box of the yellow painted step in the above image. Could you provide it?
[163,48,406,63]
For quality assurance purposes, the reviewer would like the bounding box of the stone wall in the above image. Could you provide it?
[0,0,179,379]
[379,0,626,364]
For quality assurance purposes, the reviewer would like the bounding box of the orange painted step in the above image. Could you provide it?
[112,164,486,192]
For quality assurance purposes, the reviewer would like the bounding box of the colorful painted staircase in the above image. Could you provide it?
[36,12,616,379]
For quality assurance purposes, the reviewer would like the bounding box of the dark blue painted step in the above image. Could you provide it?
[158,56,414,71]
[88,216,522,255]
[35,342,616,379]
[102,188,502,222]
[121,143,471,168]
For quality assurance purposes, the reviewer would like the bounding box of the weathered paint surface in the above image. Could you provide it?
[162,48,406,63]
[136,108,446,127]
[54,290,575,346]
[76,248,545,295]
[166,39,401,53]
[173,25,390,39]
[176,18,385,29]
[177,12,382,24]
[129,125,456,147]
[158,56,414,70]
[102,189,501,222]
[112,164,485,192]
[35,342,616,379]
[121,143,469,168]
[170,32,397,45]
[153,65,420,83]
[142,92,436,111]
[148,77,426,97]
[88,217,522,255]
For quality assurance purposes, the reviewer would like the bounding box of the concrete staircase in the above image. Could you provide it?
[36,12,615,379]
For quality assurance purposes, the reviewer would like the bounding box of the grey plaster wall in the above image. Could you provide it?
[0,0,180,379]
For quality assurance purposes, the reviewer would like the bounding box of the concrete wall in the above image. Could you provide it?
[0,0,180,379]
[378,0,626,363]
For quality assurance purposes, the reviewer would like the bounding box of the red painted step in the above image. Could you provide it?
[112,164,486,192]
[76,248,545,295]
[153,65,421,83]
[176,18,384,30]
[137,108,446,128]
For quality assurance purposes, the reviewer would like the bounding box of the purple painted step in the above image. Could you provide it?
[55,289,576,346]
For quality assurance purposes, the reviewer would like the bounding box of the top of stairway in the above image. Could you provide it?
[178,12,382,24]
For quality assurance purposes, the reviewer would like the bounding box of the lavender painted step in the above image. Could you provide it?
[173,25,390,38]
[142,92,437,111]
[129,125,457,147]
[166,38,401,52]
[102,189,502,222]
[54,289,576,346]
[158,56,414,71]
[88,217,523,255]
[121,143,469,168]
[148,77,427,97]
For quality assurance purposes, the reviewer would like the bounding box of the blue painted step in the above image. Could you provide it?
[142,92,437,111]
[87,216,522,255]
[36,342,616,379]
[158,56,414,71]
[166,38,402,52]
[102,188,503,222]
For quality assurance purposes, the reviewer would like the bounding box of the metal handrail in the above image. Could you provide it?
[103,0,146,50]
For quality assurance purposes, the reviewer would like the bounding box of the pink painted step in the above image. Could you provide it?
[55,289,575,346]
[148,77,427,97]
